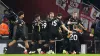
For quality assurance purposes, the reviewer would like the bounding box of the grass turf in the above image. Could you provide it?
[0,54,100,56]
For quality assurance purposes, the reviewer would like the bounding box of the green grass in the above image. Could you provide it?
[0,54,100,56]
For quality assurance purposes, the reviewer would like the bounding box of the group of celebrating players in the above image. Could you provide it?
[4,11,94,54]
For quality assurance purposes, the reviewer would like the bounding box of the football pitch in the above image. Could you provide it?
[0,54,100,56]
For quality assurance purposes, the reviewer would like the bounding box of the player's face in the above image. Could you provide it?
[20,14,24,19]
[73,13,78,18]
[50,13,54,18]
[37,16,40,21]
[74,13,78,17]
[58,16,62,19]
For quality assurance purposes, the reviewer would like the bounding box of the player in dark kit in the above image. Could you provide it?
[68,25,84,54]
[68,25,93,54]
[4,11,30,53]
[40,19,48,41]
[39,18,49,53]
[30,14,42,54]
[32,14,41,42]
[68,29,81,54]
[67,12,86,31]
[48,12,72,54]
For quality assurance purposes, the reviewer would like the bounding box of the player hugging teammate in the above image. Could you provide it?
[29,12,93,54]
[30,12,72,54]
[62,12,94,54]
[4,11,93,54]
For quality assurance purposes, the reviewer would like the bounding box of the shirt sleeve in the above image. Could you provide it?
[59,20,64,27]
[78,19,82,24]
[32,21,35,29]
[15,19,21,25]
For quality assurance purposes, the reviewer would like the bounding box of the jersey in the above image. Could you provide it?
[14,18,27,41]
[68,17,81,30]
[32,20,41,41]
[40,20,48,32]
[48,18,63,33]
[39,20,49,40]
[69,30,82,53]
[16,18,25,34]
[69,30,81,43]
[32,20,41,32]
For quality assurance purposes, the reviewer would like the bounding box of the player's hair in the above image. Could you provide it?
[73,11,77,14]
[74,25,83,31]
[49,12,54,14]
[57,13,62,17]
[34,14,40,18]
[18,11,24,16]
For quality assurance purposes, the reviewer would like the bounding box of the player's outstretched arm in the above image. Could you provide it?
[79,23,87,30]
[61,24,72,34]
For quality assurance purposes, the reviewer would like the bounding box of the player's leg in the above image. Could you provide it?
[24,40,30,53]
[37,33,43,54]
[31,32,37,50]
[49,33,55,54]
[4,40,17,53]
[49,40,55,54]
[61,30,69,54]
[41,41,49,54]
[24,40,29,48]
[38,40,42,49]
[69,41,74,54]
[40,31,49,53]
[4,36,18,53]
[21,35,30,53]
[8,40,17,47]
[75,43,81,54]
[29,32,40,54]
[7,33,20,48]
[62,38,69,54]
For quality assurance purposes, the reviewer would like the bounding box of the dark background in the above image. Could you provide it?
[1,0,100,23]
[1,0,100,33]
[83,0,100,9]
